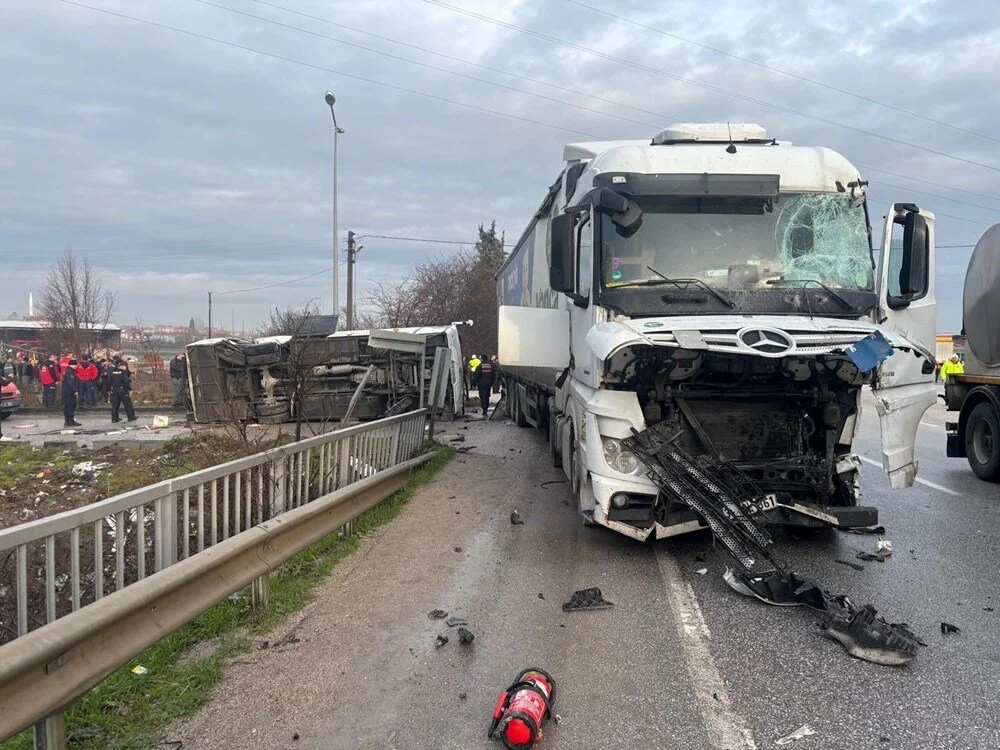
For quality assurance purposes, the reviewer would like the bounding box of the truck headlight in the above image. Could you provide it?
[602,438,642,475]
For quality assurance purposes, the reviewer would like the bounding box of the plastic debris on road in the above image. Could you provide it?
[428,609,448,620]
[446,615,467,628]
[562,587,614,612]
[131,665,149,675]
[941,622,961,635]
[152,415,170,428]
[510,510,524,525]
[434,635,449,649]
[776,724,817,745]
[457,627,475,645]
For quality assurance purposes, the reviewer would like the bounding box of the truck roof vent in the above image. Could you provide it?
[652,123,769,145]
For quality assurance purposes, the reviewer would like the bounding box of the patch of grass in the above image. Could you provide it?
[0,444,77,487]
[0,445,454,750]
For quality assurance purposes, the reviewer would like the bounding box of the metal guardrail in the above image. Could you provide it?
[0,409,427,645]
[0,409,431,744]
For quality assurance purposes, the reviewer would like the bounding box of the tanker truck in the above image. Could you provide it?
[497,123,939,541]
[945,225,1000,481]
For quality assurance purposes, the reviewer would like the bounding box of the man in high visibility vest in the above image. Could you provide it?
[468,354,482,398]
[939,354,964,381]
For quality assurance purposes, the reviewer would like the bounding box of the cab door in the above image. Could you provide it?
[871,203,938,488]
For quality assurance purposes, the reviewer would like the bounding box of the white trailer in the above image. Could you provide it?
[498,123,938,541]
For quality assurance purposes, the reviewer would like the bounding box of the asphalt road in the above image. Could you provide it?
[172,397,999,750]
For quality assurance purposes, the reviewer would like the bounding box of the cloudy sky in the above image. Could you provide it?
[3,0,999,332]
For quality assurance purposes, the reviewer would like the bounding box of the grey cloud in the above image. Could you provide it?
[1,0,997,332]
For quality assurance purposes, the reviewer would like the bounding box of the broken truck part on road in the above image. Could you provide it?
[624,424,922,666]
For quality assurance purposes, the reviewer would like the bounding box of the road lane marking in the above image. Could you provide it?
[856,456,961,496]
[655,549,758,750]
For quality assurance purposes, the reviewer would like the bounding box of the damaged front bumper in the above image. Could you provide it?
[589,463,876,542]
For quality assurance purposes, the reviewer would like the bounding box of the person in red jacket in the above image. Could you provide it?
[76,354,100,408]
[58,353,73,379]
[40,355,59,407]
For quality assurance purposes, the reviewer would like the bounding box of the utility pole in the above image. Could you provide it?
[324,92,344,328]
[346,230,356,329]
[207,291,213,339]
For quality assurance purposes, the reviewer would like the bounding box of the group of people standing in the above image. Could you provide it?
[38,352,136,427]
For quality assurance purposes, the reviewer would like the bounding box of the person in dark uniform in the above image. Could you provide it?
[62,359,82,427]
[477,355,495,416]
[108,357,137,423]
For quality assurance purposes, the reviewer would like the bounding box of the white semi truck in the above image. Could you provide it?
[498,123,938,541]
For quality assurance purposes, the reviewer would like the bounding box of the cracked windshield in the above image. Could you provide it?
[602,193,874,291]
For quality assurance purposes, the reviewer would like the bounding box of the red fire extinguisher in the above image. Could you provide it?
[488,668,556,749]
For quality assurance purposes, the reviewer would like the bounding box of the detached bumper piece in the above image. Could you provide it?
[624,423,922,666]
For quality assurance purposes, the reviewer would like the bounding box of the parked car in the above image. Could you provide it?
[1,379,21,420]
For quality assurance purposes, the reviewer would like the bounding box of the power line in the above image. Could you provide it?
[52,0,1000,214]
[871,180,1000,216]
[192,0,661,129]
[421,0,1000,175]
[46,0,1000,235]
[212,265,333,295]
[857,164,1000,204]
[247,0,679,125]
[564,0,1000,145]
[244,0,1000,207]
[361,233,515,247]
[54,0,605,139]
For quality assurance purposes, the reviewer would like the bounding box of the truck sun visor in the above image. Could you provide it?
[593,172,780,197]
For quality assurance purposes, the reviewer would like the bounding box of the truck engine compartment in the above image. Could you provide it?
[603,345,868,518]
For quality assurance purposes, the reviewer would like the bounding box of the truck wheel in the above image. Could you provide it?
[569,429,596,526]
[965,401,1000,482]
[548,400,562,468]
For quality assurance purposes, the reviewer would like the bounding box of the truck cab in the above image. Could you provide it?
[499,123,938,540]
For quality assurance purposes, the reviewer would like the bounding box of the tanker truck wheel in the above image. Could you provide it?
[965,401,1000,482]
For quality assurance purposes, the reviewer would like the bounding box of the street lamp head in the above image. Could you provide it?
[324,91,336,106]
[335,126,345,134]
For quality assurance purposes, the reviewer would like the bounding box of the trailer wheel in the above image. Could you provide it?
[965,401,1000,482]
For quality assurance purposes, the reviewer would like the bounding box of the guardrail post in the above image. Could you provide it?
[32,713,66,750]
[154,490,178,572]
[389,422,401,466]
[272,458,287,517]
[251,573,270,615]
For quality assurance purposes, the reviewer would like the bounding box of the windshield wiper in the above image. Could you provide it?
[645,266,736,309]
[766,278,855,310]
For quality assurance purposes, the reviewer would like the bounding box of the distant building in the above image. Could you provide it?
[0,320,121,351]
[936,334,966,362]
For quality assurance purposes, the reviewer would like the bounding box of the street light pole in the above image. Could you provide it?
[325,91,345,329]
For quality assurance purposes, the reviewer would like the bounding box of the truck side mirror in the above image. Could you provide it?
[888,211,929,309]
[549,213,575,293]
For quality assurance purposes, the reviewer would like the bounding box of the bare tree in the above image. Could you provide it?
[38,248,117,355]
[258,300,325,441]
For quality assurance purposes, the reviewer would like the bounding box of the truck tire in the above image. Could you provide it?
[965,401,1000,482]
[548,399,562,468]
